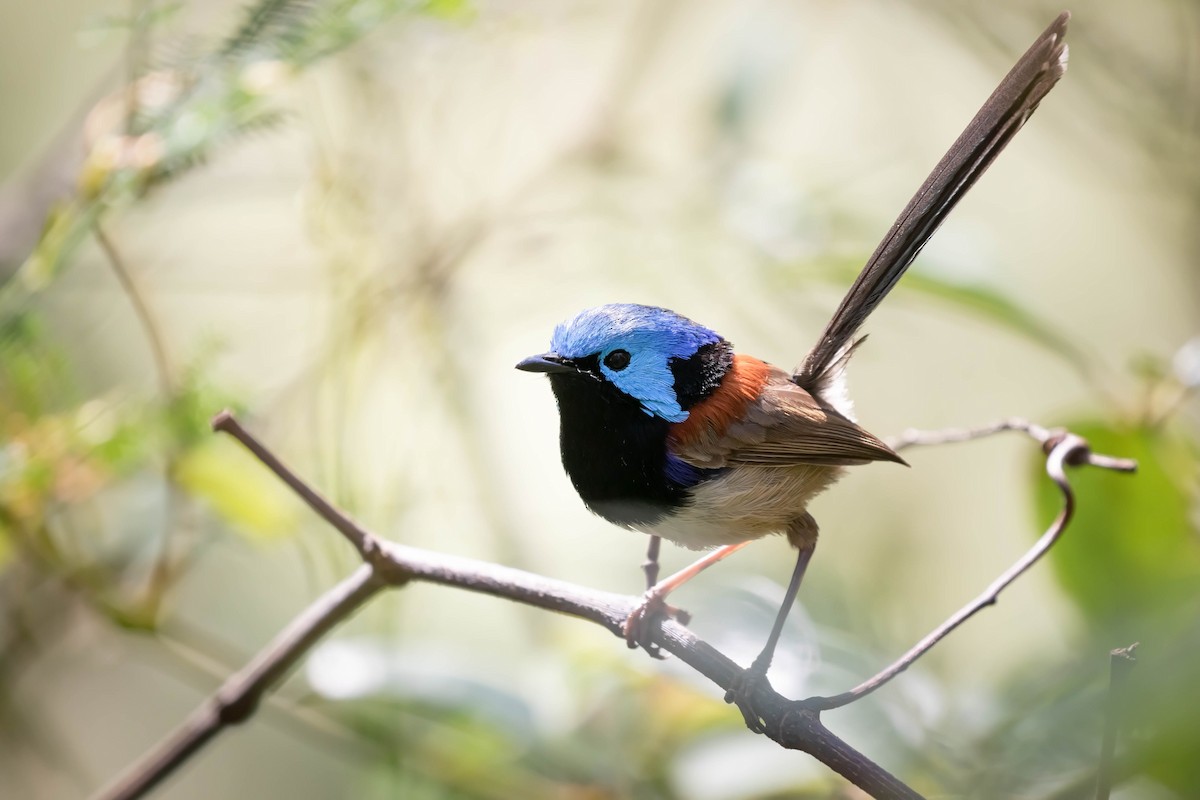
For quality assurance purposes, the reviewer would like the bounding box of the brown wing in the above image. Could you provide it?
[670,367,904,469]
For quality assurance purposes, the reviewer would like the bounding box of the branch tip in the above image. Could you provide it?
[1090,453,1138,474]
[1097,641,1139,800]
[210,409,236,433]
[1111,642,1139,662]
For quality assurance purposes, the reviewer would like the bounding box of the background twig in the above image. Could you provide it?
[1095,643,1138,800]
[94,225,173,395]
[92,564,384,800]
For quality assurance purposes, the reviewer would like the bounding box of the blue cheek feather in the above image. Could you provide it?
[601,352,688,422]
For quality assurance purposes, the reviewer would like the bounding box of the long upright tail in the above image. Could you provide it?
[796,11,1070,397]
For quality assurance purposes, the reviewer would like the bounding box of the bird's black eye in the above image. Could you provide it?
[603,349,631,371]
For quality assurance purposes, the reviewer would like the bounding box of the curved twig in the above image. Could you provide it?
[94,225,174,396]
[806,427,1135,711]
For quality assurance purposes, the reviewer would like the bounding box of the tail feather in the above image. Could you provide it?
[796,11,1070,394]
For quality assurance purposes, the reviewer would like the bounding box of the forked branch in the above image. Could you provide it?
[89,414,1135,800]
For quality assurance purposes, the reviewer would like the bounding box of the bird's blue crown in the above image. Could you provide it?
[550,304,723,423]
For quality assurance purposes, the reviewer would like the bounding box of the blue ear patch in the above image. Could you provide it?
[550,304,723,423]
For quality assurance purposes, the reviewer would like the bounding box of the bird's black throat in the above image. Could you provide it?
[546,341,733,527]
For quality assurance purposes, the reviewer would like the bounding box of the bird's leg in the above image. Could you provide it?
[624,541,752,656]
[726,518,818,733]
[642,535,662,591]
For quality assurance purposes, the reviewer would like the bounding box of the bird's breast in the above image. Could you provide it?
[633,463,844,550]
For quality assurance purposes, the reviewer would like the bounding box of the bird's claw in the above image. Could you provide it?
[724,661,771,733]
[623,591,691,659]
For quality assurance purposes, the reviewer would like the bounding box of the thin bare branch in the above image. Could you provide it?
[94,222,184,615]
[94,225,174,395]
[210,411,379,561]
[124,0,153,134]
[886,417,1053,450]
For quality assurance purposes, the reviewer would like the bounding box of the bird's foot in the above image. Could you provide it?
[623,591,691,659]
[724,658,772,733]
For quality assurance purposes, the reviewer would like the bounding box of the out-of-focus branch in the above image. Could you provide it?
[91,563,383,800]
[1095,643,1138,800]
[0,116,90,282]
[886,416,1054,450]
[94,225,173,395]
[93,222,186,615]
[87,412,1136,800]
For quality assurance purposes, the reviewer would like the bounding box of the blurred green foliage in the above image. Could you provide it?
[1034,420,1200,641]
[1031,413,1200,798]
[1,0,474,587]
[5,0,469,305]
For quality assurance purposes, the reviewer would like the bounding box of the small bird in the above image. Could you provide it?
[518,13,1069,730]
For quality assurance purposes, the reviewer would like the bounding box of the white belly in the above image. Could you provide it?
[634,464,844,550]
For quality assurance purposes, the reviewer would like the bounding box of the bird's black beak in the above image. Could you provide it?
[515,352,577,374]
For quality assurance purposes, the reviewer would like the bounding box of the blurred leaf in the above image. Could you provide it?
[221,0,317,58]
[1,201,106,317]
[174,438,300,539]
[1031,419,1200,640]
[1134,618,1200,797]
[81,0,184,38]
[0,519,12,569]
[0,311,73,416]
[222,0,471,67]
[896,271,1090,370]
[7,0,472,310]
[422,0,471,19]
[307,639,536,737]
[164,352,242,448]
[1130,351,1170,384]
[797,259,1091,376]
[86,415,152,473]
[926,652,1108,799]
